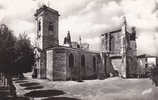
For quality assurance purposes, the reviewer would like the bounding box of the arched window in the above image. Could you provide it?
[110,35,115,52]
[38,21,41,31]
[93,57,96,72]
[81,55,85,67]
[49,22,54,31]
[81,55,86,79]
[69,54,74,68]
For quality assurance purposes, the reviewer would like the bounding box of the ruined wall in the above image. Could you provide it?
[84,52,97,79]
[97,54,105,79]
[129,41,137,55]
[137,57,146,75]
[127,56,138,77]
[111,58,122,74]
[111,32,122,54]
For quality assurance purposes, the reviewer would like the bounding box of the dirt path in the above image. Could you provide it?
[14,74,158,100]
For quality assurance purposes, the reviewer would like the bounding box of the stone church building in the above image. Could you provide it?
[34,5,137,81]
[101,22,137,78]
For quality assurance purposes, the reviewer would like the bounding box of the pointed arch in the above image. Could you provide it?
[93,56,96,72]
[81,55,86,79]
[69,53,74,68]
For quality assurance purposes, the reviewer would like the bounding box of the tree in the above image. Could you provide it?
[0,24,35,97]
[14,33,35,76]
[0,24,17,97]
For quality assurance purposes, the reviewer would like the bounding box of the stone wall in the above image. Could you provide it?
[39,51,46,79]
[83,52,97,79]
[45,47,106,81]
[46,50,53,80]
[111,56,138,78]
[137,57,146,75]
[35,6,60,80]
[111,58,122,74]
[65,48,102,80]
[96,54,105,79]
[53,48,67,81]
[127,56,138,77]
[111,32,122,54]
[66,49,80,80]
[42,11,59,49]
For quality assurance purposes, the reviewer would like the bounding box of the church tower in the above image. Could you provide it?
[34,5,59,50]
[34,5,60,79]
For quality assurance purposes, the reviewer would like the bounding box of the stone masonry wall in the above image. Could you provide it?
[43,11,59,49]
[66,48,103,80]
[46,50,53,80]
[66,50,80,80]
[53,48,67,81]
[45,47,106,81]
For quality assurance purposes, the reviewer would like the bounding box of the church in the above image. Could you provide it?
[101,22,137,78]
[34,5,138,81]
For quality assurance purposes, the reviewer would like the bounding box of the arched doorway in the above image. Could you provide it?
[81,55,86,79]
[69,54,74,80]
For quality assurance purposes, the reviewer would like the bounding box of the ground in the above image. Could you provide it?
[1,73,158,100]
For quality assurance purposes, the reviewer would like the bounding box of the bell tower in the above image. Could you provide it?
[35,5,59,50]
[34,5,60,79]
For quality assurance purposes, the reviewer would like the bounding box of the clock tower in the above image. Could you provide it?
[34,5,60,78]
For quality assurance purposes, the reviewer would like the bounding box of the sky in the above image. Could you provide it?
[0,0,158,55]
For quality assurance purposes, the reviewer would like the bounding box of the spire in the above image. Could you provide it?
[63,30,72,47]
[67,30,71,40]
[79,35,81,45]
[123,16,127,26]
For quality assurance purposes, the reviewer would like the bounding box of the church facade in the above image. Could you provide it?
[34,5,138,81]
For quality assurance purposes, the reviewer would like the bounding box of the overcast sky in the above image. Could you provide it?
[0,0,158,55]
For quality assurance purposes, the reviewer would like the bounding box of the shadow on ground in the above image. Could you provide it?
[0,96,30,100]
[20,82,40,87]
[0,86,30,100]
[24,85,44,90]
[24,90,65,97]
[15,80,28,83]
[43,97,81,100]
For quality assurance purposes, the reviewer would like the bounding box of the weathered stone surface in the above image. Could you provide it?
[111,58,122,73]
[45,47,106,81]
[34,5,140,81]
[34,5,59,80]
[101,26,137,78]
[53,49,67,81]
[46,50,53,80]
